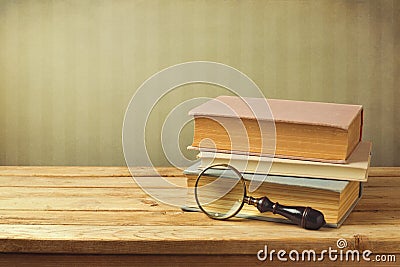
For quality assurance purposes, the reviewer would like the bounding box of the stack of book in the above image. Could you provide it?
[183,96,371,228]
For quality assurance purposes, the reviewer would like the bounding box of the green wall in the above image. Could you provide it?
[0,0,399,166]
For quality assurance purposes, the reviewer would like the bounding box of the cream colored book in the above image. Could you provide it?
[182,162,362,228]
[195,141,371,182]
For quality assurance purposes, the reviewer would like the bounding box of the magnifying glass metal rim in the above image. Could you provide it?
[194,163,247,220]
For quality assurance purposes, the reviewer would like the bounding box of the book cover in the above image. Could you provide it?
[189,96,363,130]
[189,96,363,162]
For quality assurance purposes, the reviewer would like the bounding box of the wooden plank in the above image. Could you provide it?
[344,210,400,225]
[0,253,397,267]
[0,210,398,227]
[0,210,228,226]
[365,177,400,187]
[368,167,400,177]
[0,166,398,261]
[362,187,400,199]
[0,166,398,178]
[0,190,183,211]
[0,187,188,199]
[0,176,187,188]
[354,200,400,211]
[0,169,400,187]
[0,176,135,188]
[0,167,131,177]
[0,254,269,267]
[0,175,399,188]
[0,185,397,211]
[0,224,399,254]
[0,184,397,204]
[0,166,184,177]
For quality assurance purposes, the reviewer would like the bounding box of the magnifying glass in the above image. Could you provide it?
[194,164,326,230]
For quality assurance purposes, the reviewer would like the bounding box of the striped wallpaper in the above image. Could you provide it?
[0,0,398,166]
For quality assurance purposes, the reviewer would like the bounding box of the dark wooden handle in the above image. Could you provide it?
[251,196,326,230]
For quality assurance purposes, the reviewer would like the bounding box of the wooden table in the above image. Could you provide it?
[0,167,398,266]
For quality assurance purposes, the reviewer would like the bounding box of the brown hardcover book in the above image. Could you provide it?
[189,96,363,163]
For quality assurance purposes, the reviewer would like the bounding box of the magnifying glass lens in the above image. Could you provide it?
[195,165,246,220]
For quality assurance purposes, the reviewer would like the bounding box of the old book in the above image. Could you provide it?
[195,141,371,182]
[189,96,363,163]
[182,162,362,228]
